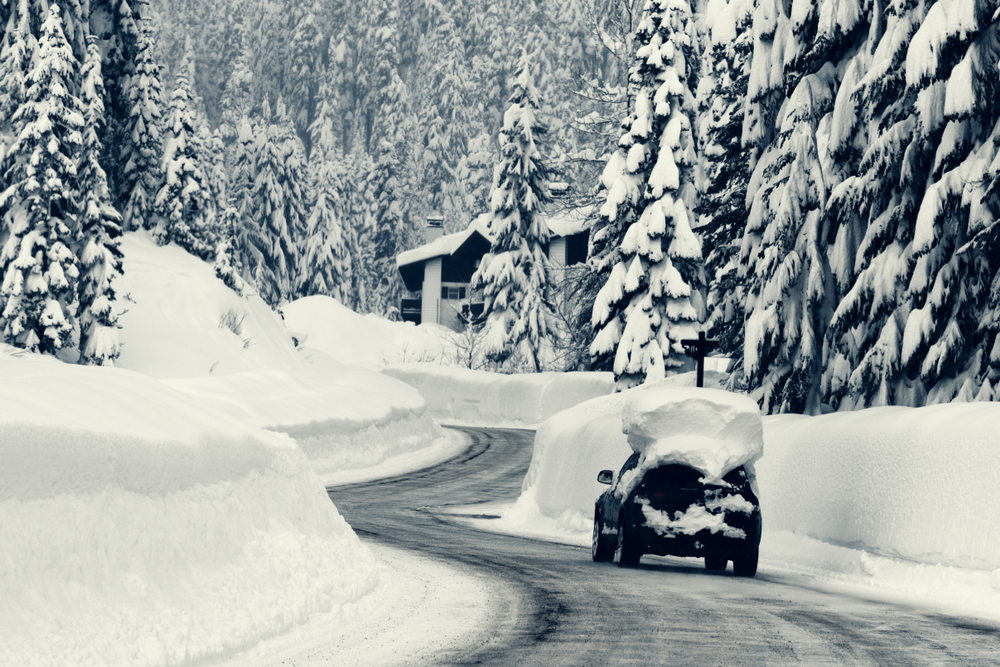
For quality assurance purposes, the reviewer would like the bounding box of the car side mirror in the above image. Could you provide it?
[597,470,613,485]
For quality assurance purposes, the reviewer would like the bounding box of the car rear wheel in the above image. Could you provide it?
[733,547,758,577]
[614,515,641,567]
[704,556,727,571]
[592,512,614,562]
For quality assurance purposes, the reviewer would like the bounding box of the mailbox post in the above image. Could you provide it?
[680,331,720,388]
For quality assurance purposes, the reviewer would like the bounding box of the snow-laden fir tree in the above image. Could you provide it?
[741,71,834,414]
[0,5,82,354]
[154,51,214,259]
[221,117,271,298]
[119,9,164,231]
[696,0,752,360]
[287,2,325,154]
[470,51,556,372]
[249,99,308,306]
[891,4,1000,405]
[298,150,352,304]
[589,0,705,390]
[77,35,124,366]
[366,139,410,318]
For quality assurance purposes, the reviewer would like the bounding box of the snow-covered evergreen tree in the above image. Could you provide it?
[696,0,752,359]
[299,151,352,303]
[154,51,214,259]
[470,52,557,372]
[249,101,307,306]
[741,71,834,414]
[589,0,705,389]
[366,139,410,318]
[0,5,82,354]
[119,9,164,231]
[77,35,124,366]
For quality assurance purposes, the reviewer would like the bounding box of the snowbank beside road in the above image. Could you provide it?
[758,404,1000,570]
[383,362,616,425]
[117,233,439,474]
[282,295,448,369]
[0,351,379,667]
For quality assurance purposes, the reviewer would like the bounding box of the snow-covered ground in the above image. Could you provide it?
[443,378,1000,622]
[0,233,454,666]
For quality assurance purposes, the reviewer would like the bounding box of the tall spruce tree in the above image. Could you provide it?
[589,0,705,389]
[119,9,164,231]
[154,51,214,259]
[367,139,410,318]
[0,5,82,354]
[696,0,753,360]
[77,35,124,366]
[470,52,556,372]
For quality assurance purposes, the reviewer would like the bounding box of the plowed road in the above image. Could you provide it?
[328,426,1000,666]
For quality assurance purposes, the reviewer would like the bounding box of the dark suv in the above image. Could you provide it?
[592,451,762,576]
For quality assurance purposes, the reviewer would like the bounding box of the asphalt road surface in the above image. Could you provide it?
[327,426,1000,666]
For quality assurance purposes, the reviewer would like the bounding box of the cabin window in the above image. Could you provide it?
[441,286,466,300]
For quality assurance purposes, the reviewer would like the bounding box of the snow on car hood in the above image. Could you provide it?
[622,386,764,483]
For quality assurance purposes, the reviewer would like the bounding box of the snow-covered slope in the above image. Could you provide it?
[282,295,448,370]
[117,234,439,474]
[0,350,379,666]
[383,362,617,425]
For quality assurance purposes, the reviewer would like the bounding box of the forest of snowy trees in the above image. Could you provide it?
[0,0,998,414]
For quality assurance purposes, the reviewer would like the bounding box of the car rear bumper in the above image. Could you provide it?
[627,502,762,558]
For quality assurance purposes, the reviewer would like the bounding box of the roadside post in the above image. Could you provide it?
[681,331,720,388]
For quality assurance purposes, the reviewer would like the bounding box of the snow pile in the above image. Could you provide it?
[757,403,1000,570]
[383,362,616,425]
[518,374,731,521]
[117,234,439,474]
[622,386,763,481]
[0,351,378,667]
[282,295,448,370]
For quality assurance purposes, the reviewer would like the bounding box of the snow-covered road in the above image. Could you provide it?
[320,426,1000,665]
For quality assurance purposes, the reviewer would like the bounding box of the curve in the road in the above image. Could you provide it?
[328,426,1000,666]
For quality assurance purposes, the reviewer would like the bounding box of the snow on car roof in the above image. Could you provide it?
[622,386,764,482]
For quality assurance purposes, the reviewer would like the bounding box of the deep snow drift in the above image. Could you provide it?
[117,234,439,475]
[1,233,453,666]
[384,362,616,425]
[0,350,379,666]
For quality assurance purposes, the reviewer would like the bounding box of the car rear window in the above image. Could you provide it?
[642,464,704,488]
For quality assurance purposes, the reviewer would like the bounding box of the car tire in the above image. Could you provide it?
[733,547,758,577]
[614,514,641,567]
[592,512,614,562]
[704,556,727,571]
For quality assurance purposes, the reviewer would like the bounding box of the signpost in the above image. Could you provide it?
[681,331,720,388]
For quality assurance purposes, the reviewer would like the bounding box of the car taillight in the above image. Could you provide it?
[652,491,665,500]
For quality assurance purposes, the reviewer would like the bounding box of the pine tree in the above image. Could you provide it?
[119,10,164,231]
[299,151,352,303]
[741,73,834,414]
[589,0,705,389]
[154,51,214,259]
[0,5,82,354]
[367,139,410,318]
[219,117,270,296]
[249,101,307,306]
[470,52,557,372]
[696,0,753,359]
[77,36,124,366]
